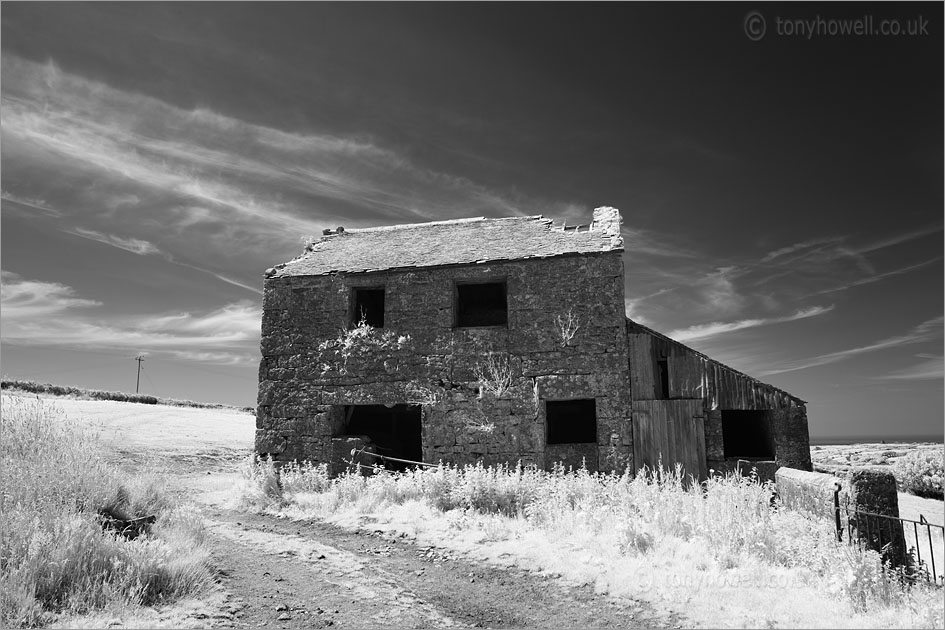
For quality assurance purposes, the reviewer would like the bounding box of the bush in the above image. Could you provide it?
[0,396,212,627]
[1,379,158,405]
[893,450,944,499]
[1,378,251,411]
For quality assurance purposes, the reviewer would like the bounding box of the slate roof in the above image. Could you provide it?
[270,215,624,277]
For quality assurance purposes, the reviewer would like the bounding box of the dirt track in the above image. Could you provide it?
[29,396,682,629]
[170,464,683,629]
[201,506,681,629]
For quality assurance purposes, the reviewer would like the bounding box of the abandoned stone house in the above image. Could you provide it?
[256,207,812,479]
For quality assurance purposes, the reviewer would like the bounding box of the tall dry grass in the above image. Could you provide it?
[894,450,945,500]
[0,396,212,628]
[239,458,944,628]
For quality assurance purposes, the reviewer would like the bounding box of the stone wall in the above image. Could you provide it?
[775,467,844,521]
[776,467,909,568]
[256,252,632,472]
[771,406,813,470]
[847,469,908,567]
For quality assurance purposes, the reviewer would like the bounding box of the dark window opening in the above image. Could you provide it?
[456,282,507,327]
[352,287,385,327]
[546,399,597,444]
[721,410,775,458]
[656,358,670,399]
[339,404,422,471]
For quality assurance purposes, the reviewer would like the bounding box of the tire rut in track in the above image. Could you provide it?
[204,509,684,629]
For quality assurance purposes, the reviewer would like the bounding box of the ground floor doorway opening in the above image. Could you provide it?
[340,404,422,471]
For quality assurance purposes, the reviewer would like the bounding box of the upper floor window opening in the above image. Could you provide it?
[455,281,507,327]
[351,286,385,327]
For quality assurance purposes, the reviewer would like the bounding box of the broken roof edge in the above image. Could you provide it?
[625,317,807,405]
[268,208,624,278]
[345,215,543,233]
[266,247,623,279]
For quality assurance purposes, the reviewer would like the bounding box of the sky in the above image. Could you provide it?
[1,3,942,439]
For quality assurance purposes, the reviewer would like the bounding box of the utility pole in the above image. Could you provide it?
[134,355,145,393]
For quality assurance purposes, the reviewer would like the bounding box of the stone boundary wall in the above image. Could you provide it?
[776,466,908,567]
[846,469,907,566]
[775,467,845,521]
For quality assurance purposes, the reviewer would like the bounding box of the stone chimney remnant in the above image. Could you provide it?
[590,206,622,245]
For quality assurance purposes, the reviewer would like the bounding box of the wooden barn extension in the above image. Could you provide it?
[256,207,812,480]
[627,319,811,480]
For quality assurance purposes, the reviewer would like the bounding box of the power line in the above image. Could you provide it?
[134,355,145,393]
[143,369,160,397]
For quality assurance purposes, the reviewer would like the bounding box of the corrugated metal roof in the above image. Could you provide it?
[270,212,623,277]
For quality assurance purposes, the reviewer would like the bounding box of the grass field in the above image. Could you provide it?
[0,396,218,628]
[240,458,945,629]
[3,391,941,628]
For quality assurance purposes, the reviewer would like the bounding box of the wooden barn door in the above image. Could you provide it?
[632,400,707,482]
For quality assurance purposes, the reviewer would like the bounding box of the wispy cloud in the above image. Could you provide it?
[623,227,701,259]
[854,225,944,255]
[1,55,530,250]
[625,297,653,327]
[806,257,942,297]
[68,228,162,256]
[162,258,264,296]
[60,224,263,295]
[762,316,944,376]
[875,354,944,381]
[758,236,874,276]
[667,305,834,342]
[761,237,844,263]
[625,216,942,349]
[1,190,63,217]
[0,270,101,317]
[760,226,942,268]
[696,266,746,317]
[1,271,260,364]
[167,349,255,365]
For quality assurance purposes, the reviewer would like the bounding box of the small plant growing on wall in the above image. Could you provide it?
[465,417,496,434]
[318,316,411,375]
[404,382,443,407]
[405,381,496,433]
[473,352,513,398]
[554,309,580,347]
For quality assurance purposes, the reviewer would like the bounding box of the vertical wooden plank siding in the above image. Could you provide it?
[666,403,677,468]
[629,334,656,400]
[632,399,707,481]
[691,415,709,481]
[668,353,704,399]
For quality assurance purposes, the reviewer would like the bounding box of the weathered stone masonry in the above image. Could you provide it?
[257,252,631,471]
[256,208,812,477]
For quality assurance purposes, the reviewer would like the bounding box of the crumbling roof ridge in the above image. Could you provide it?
[274,211,622,277]
[347,215,543,233]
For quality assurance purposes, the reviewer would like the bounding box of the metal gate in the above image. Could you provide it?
[833,487,945,585]
[632,399,707,482]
